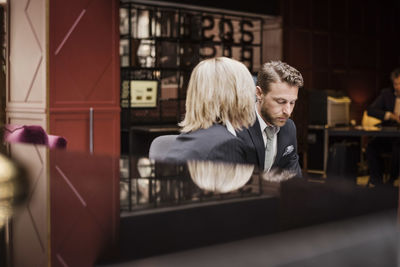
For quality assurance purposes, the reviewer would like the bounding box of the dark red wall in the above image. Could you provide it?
[49,0,120,156]
[48,0,120,265]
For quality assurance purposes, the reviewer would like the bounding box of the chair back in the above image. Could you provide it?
[149,135,178,160]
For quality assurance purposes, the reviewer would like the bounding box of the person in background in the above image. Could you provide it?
[366,68,400,186]
[164,57,257,165]
[237,61,303,178]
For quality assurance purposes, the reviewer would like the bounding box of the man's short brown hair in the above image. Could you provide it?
[257,61,304,93]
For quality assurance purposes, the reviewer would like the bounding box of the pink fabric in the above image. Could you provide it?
[4,124,67,150]
[4,125,49,146]
[48,135,67,149]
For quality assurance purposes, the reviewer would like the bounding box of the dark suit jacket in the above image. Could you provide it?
[367,88,395,121]
[164,124,257,165]
[237,118,302,177]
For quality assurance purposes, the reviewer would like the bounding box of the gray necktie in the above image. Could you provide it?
[264,127,275,171]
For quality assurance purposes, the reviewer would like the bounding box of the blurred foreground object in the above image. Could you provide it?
[262,167,297,182]
[0,153,28,228]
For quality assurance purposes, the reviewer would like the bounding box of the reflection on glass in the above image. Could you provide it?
[187,161,254,193]
[137,9,149,38]
[119,39,129,67]
[137,40,155,67]
[262,167,297,182]
[119,8,129,35]
[120,157,266,211]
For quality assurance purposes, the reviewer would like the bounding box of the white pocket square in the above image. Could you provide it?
[282,145,294,157]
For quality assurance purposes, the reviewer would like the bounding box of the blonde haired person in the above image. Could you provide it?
[164,57,257,164]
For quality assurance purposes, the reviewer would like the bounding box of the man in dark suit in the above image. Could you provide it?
[237,61,304,177]
[366,68,400,186]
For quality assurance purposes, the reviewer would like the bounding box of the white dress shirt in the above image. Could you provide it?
[256,109,280,171]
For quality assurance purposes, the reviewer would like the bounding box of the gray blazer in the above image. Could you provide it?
[164,124,257,165]
[237,118,302,177]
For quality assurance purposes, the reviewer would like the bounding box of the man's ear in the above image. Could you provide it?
[256,86,263,101]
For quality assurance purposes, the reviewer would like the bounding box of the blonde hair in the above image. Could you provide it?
[179,57,256,133]
[187,160,254,193]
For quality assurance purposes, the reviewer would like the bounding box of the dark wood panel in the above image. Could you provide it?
[348,0,365,34]
[364,0,379,35]
[330,0,347,33]
[350,77,378,123]
[289,30,312,68]
[311,0,329,31]
[290,0,311,29]
[49,0,120,156]
[348,36,376,69]
[51,0,119,108]
[312,33,329,68]
[50,109,120,156]
[330,34,347,68]
[282,0,400,123]
[379,1,396,34]
[50,150,119,266]
[379,36,399,70]
[331,70,348,91]
[312,71,330,90]
[346,71,377,115]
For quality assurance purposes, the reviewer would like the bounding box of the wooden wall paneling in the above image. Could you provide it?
[290,0,311,29]
[378,36,399,72]
[92,109,120,156]
[7,0,47,125]
[330,0,347,33]
[330,34,348,68]
[50,149,119,266]
[289,30,312,69]
[312,33,329,68]
[312,71,330,90]
[49,108,120,156]
[348,36,377,69]
[311,0,329,31]
[263,17,283,62]
[8,1,49,266]
[379,1,396,34]
[282,0,400,125]
[49,111,92,153]
[346,71,377,122]
[49,0,120,156]
[364,0,379,35]
[348,0,365,34]
[331,70,348,92]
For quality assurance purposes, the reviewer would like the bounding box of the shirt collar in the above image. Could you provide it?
[255,108,280,135]
[225,120,237,136]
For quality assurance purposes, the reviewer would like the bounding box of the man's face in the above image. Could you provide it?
[393,76,400,96]
[256,82,298,127]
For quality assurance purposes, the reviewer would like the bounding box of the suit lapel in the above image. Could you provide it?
[274,130,284,166]
[247,118,265,169]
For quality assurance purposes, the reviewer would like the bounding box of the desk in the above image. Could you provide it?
[308,125,400,177]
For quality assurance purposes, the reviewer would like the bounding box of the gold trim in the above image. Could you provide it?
[45,0,51,266]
